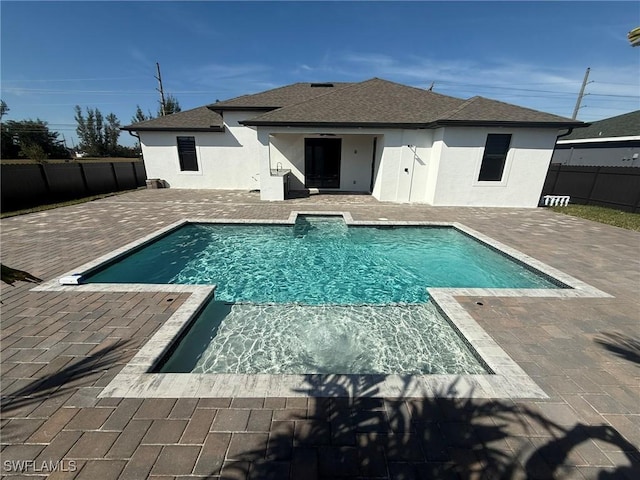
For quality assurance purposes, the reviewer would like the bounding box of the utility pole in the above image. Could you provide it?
[155,62,167,116]
[572,67,590,120]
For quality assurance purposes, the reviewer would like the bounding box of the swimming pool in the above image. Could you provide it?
[85,216,557,304]
[81,215,560,375]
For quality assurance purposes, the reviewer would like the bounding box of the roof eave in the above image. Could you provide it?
[239,120,432,129]
[120,126,225,133]
[241,119,588,129]
[207,105,278,113]
[431,120,588,129]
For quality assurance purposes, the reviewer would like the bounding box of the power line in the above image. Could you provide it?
[1,88,213,95]
[4,83,635,99]
[436,83,638,98]
[2,76,149,83]
[589,93,640,99]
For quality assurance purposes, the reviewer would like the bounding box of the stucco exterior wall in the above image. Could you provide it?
[139,117,559,207]
[266,130,377,192]
[430,127,559,207]
[372,129,434,203]
[139,111,263,190]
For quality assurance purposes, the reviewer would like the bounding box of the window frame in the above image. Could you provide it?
[477,133,512,183]
[176,136,199,173]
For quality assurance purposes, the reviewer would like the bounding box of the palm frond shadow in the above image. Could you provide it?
[1,264,42,286]
[595,331,640,365]
[221,374,640,479]
[1,339,133,414]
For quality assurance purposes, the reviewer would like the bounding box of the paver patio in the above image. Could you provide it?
[1,189,638,479]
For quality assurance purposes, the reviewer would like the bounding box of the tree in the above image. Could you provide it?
[131,95,181,124]
[161,94,181,116]
[0,100,8,120]
[20,143,47,163]
[104,113,120,155]
[1,119,68,159]
[74,106,121,156]
[132,105,153,124]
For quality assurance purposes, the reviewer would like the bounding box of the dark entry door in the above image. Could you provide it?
[304,138,341,188]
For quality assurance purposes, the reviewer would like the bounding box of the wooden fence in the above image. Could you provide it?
[542,164,640,213]
[1,160,147,212]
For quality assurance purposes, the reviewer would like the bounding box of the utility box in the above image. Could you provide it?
[146,179,164,189]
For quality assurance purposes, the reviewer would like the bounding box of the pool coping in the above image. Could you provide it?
[33,211,612,399]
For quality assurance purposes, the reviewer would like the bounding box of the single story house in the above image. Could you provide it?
[122,78,584,207]
[551,110,640,167]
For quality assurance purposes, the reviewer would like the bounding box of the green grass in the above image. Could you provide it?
[551,204,640,231]
[1,189,140,219]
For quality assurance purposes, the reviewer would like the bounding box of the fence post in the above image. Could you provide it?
[585,166,601,205]
[131,161,139,187]
[39,162,52,194]
[552,164,561,194]
[78,162,90,195]
[110,162,120,191]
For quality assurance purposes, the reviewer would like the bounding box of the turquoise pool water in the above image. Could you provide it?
[159,302,488,375]
[85,216,557,304]
[84,216,558,375]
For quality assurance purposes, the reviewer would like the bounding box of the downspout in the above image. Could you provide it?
[545,128,575,200]
[552,128,574,165]
[128,130,143,158]
[128,130,146,186]
[128,130,141,144]
[556,128,574,140]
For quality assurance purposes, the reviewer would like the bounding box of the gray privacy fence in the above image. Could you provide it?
[1,160,147,212]
[542,164,640,212]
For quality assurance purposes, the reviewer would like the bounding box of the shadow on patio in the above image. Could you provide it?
[1,339,133,416]
[595,332,640,366]
[220,375,639,479]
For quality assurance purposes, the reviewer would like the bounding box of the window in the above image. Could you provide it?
[478,134,511,181]
[177,136,198,171]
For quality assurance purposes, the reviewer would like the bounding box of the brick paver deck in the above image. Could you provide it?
[1,189,638,479]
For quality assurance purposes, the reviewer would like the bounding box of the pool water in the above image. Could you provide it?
[159,302,487,375]
[84,216,558,375]
[85,216,556,304]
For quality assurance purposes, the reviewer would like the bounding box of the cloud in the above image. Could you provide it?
[289,52,639,120]
[170,54,637,121]
[129,48,154,70]
[181,63,277,99]
[2,87,31,97]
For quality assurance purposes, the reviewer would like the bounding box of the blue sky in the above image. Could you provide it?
[2,1,639,147]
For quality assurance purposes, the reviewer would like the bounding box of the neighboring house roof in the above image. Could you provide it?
[121,106,224,132]
[559,110,640,140]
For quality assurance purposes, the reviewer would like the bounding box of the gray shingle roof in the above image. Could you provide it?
[560,110,640,140]
[439,96,579,124]
[241,78,582,128]
[241,78,464,126]
[208,82,354,110]
[122,78,585,132]
[121,106,224,131]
